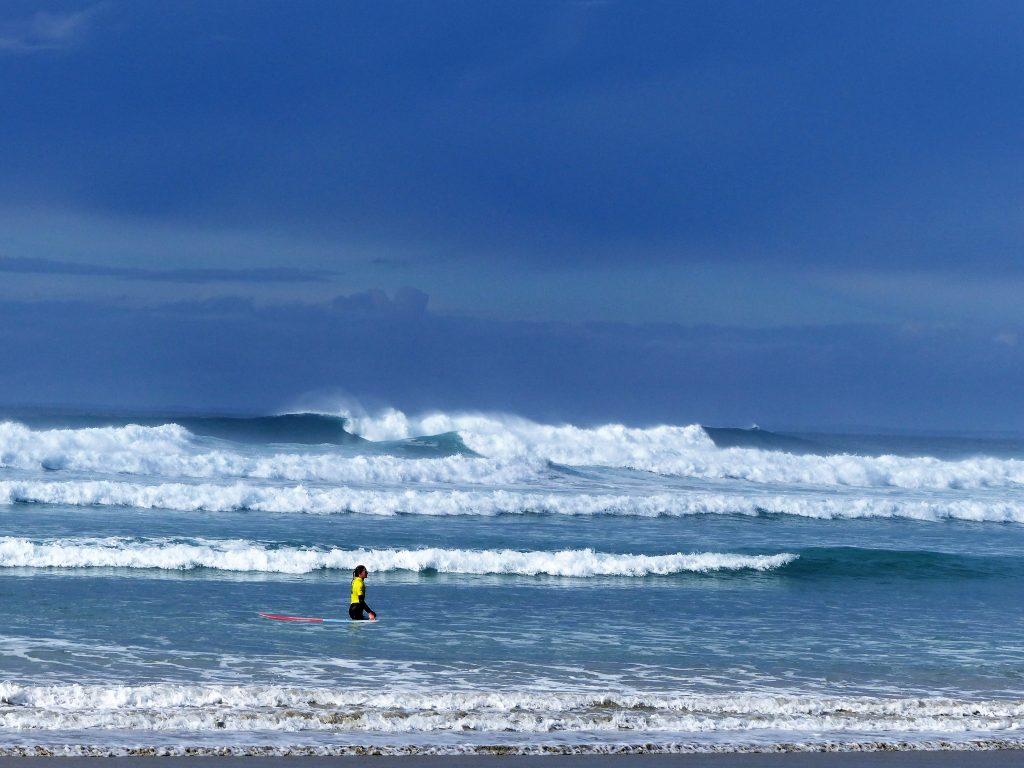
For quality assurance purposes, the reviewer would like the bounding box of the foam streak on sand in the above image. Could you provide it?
[1,683,1023,741]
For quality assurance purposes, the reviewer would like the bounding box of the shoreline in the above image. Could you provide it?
[0,751,1023,767]
[2,739,1023,758]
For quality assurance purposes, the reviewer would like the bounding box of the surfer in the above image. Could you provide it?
[349,564,376,621]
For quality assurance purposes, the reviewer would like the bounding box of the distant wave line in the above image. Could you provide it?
[4,418,1024,490]
[2,479,1024,523]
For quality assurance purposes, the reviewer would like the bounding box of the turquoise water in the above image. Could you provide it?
[0,411,1023,755]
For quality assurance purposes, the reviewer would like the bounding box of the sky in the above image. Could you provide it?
[0,1,1022,429]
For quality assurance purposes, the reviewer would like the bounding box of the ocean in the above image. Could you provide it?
[0,408,1022,756]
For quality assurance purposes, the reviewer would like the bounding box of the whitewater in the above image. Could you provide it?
[1,408,1024,755]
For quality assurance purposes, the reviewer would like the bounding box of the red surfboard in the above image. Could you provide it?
[259,612,380,623]
[258,612,345,623]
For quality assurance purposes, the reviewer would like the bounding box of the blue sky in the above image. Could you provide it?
[1,1,1022,428]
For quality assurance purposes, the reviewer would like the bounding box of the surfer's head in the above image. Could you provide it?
[353,564,368,578]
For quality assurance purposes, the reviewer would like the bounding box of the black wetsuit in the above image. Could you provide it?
[349,601,372,620]
[349,576,373,620]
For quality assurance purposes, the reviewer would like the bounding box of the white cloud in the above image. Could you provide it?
[994,331,1018,347]
[0,5,106,54]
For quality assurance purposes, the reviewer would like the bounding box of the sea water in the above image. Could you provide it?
[0,409,1022,755]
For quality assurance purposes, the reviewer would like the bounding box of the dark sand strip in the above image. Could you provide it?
[1,753,1023,767]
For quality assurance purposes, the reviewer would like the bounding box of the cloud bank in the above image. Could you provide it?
[0,292,1020,431]
[0,257,333,284]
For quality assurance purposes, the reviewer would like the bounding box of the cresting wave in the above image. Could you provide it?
[0,537,795,576]
[1,683,1023,738]
[3,479,1024,523]
[0,422,540,486]
[341,409,1024,489]
[4,417,1024,491]
[0,533,1010,580]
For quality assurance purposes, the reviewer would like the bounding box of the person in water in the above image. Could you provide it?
[349,564,376,621]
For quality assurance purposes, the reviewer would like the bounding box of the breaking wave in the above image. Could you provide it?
[341,410,1024,489]
[1,536,1012,580]
[0,537,795,576]
[3,479,1024,523]
[0,422,538,485]
[4,414,1024,491]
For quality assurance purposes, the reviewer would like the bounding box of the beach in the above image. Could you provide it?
[1,751,1024,766]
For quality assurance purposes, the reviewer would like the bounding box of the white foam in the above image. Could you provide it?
[342,410,1024,490]
[0,537,795,576]
[1,683,1022,737]
[0,421,541,485]
[5,416,1024,491]
[346,408,715,462]
[3,479,1023,523]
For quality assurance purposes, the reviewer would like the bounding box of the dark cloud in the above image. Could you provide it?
[0,295,1020,431]
[330,287,428,316]
[1,2,1022,275]
[0,257,333,284]
[0,2,1020,428]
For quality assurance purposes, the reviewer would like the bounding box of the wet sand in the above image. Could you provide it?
[1,752,1023,767]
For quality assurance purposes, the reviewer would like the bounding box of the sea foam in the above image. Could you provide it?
[2,479,1022,523]
[0,537,796,576]
[0,422,540,485]
[1,682,1022,737]
[4,416,1024,491]
[342,410,1024,489]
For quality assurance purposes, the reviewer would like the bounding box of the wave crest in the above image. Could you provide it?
[336,409,1024,490]
[5,415,1024,491]
[0,537,794,576]
[4,479,1024,523]
[0,421,539,485]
